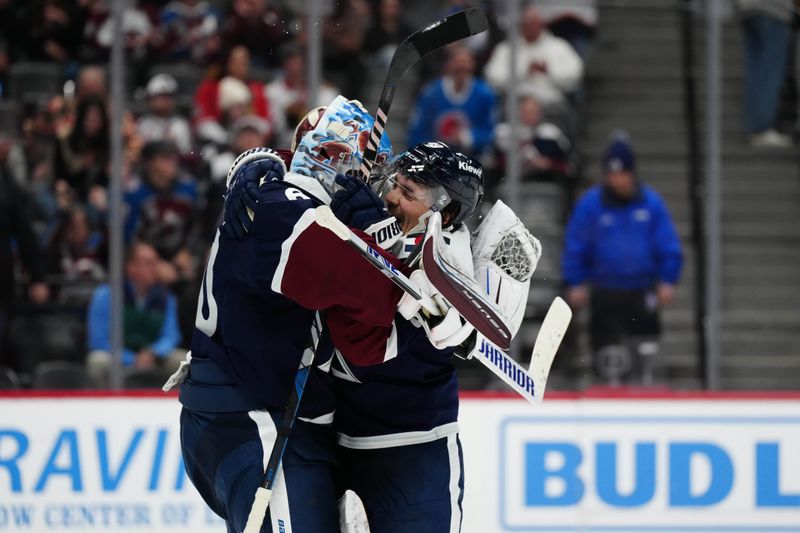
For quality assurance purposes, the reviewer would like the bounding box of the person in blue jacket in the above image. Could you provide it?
[562,131,683,384]
[407,45,497,159]
[86,241,183,387]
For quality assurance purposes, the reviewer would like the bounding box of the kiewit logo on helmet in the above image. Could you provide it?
[458,160,482,177]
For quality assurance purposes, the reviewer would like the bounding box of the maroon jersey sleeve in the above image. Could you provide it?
[272,210,409,366]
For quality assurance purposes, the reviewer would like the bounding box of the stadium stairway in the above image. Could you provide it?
[576,1,800,390]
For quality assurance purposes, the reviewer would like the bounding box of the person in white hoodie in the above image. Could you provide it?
[136,73,193,156]
[484,5,583,113]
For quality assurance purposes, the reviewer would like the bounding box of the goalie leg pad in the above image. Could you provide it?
[338,490,371,533]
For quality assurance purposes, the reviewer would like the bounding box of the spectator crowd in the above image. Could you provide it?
[0,0,611,389]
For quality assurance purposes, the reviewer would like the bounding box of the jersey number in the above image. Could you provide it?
[195,230,220,336]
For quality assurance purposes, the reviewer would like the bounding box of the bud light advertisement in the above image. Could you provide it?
[2,394,799,532]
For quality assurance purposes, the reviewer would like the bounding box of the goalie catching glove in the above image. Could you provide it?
[221,147,288,238]
[471,200,542,337]
[397,270,474,350]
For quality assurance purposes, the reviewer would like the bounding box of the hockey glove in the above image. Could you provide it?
[397,270,475,350]
[222,148,287,238]
[331,172,390,229]
[471,200,541,337]
[331,172,403,250]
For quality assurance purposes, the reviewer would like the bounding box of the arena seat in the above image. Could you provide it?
[8,62,63,104]
[33,361,91,390]
[0,100,21,134]
[123,369,166,389]
[0,366,21,389]
[5,313,86,378]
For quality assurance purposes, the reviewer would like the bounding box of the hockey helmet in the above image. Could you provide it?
[291,105,326,152]
[290,96,392,196]
[373,141,483,226]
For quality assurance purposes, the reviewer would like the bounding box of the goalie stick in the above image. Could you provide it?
[358,7,488,180]
[422,211,513,350]
[243,314,322,533]
[314,206,572,403]
[315,206,507,347]
[315,205,443,316]
[423,212,572,402]
[458,298,572,404]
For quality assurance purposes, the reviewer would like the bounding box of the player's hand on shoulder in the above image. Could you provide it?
[222,147,287,238]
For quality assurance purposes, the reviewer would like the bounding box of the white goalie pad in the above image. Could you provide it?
[338,490,371,533]
[472,200,542,337]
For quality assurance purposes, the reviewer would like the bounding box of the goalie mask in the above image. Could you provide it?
[290,95,392,197]
[290,105,326,152]
[371,141,483,230]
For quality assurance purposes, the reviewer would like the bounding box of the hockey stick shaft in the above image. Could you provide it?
[464,298,571,404]
[466,333,538,403]
[314,206,571,404]
[243,314,322,533]
[359,8,488,179]
[315,206,441,315]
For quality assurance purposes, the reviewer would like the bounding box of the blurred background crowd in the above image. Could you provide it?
[0,0,798,391]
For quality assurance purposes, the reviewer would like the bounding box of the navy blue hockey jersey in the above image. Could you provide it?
[181,175,407,416]
[330,227,474,448]
[331,319,460,447]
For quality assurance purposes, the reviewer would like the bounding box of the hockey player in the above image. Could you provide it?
[224,140,485,532]
[327,144,543,533]
[220,105,327,239]
[329,142,482,533]
[169,96,405,533]
[334,141,542,533]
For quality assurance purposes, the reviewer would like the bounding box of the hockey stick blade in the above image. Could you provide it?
[528,297,572,403]
[359,7,489,179]
[422,212,513,350]
[463,298,571,405]
[465,332,538,404]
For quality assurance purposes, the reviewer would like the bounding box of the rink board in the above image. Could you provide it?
[0,391,798,532]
